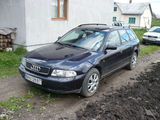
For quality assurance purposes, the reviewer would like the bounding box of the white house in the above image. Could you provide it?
[113,2,152,28]
[0,0,113,51]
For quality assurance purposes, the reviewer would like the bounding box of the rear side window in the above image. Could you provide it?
[107,31,121,47]
[119,30,130,44]
[127,29,136,40]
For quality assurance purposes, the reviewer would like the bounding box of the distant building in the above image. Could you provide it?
[113,2,153,28]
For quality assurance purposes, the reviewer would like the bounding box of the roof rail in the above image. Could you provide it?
[78,24,107,27]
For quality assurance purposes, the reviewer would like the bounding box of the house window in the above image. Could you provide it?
[52,0,68,20]
[114,7,117,12]
[129,17,136,24]
[113,17,117,22]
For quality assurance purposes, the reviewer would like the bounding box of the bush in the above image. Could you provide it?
[14,47,27,56]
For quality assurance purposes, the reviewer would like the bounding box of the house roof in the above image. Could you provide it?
[115,2,152,15]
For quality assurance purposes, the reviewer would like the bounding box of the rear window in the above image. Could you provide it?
[127,29,136,40]
[118,30,130,44]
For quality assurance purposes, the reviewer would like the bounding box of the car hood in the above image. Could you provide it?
[144,32,160,37]
[25,43,92,62]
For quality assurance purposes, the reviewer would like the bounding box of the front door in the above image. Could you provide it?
[101,30,123,76]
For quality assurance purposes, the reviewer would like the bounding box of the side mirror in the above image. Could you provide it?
[104,46,117,54]
[106,46,117,50]
[58,36,62,40]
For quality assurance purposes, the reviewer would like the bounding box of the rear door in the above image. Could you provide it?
[118,29,133,64]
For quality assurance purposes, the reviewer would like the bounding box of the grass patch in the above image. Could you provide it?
[0,88,56,112]
[133,29,147,43]
[0,47,27,78]
[152,18,160,27]
[140,45,160,56]
[0,67,19,79]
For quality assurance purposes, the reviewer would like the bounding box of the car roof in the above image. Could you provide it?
[77,24,129,32]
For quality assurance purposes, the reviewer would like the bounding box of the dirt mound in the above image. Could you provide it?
[76,63,160,120]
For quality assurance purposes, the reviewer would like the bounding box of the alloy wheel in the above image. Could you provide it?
[88,73,99,93]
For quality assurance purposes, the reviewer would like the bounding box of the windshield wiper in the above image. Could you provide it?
[63,43,87,50]
[56,41,65,46]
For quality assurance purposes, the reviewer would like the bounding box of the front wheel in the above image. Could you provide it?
[126,52,138,70]
[80,68,100,97]
[142,41,146,45]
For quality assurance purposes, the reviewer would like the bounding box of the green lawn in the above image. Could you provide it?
[152,18,160,27]
[140,45,160,56]
[133,29,147,43]
[0,48,27,78]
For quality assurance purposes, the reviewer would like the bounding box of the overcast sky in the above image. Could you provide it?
[114,0,160,17]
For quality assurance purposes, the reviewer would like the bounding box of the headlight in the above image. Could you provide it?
[21,57,26,66]
[51,69,77,77]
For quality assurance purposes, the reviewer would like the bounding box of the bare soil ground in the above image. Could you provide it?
[76,62,160,120]
[0,50,160,120]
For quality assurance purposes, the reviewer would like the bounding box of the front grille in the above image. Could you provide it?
[25,61,50,75]
[148,35,158,38]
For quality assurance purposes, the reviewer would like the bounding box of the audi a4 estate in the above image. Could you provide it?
[19,24,140,97]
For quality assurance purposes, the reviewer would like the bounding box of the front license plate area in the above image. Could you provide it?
[25,74,42,85]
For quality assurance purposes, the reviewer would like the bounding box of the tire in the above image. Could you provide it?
[80,68,100,97]
[142,41,146,45]
[126,52,138,70]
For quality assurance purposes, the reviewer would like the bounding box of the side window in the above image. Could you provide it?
[119,30,130,44]
[126,29,136,40]
[107,31,121,47]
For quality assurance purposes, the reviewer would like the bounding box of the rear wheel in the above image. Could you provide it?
[126,52,138,70]
[80,68,100,97]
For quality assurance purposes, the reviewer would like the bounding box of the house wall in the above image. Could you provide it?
[121,15,141,28]
[25,0,113,51]
[113,4,122,22]
[113,4,141,28]
[0,0,26,47]
[140,6,152,28]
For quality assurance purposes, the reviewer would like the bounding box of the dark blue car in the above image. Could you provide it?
[19,24,140,97]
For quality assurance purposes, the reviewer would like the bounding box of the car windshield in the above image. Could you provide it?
[149,27,160,33]
[57,29,106,51]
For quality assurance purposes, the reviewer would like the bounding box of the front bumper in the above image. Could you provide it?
[19,65,85,94]
[143,38,160,45]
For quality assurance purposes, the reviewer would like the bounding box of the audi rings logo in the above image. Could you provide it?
[30,64,41,72]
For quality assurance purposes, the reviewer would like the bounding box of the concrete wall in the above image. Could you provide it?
[25,0,113,51]
[140,6,152,28]
[0,0,26,47]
